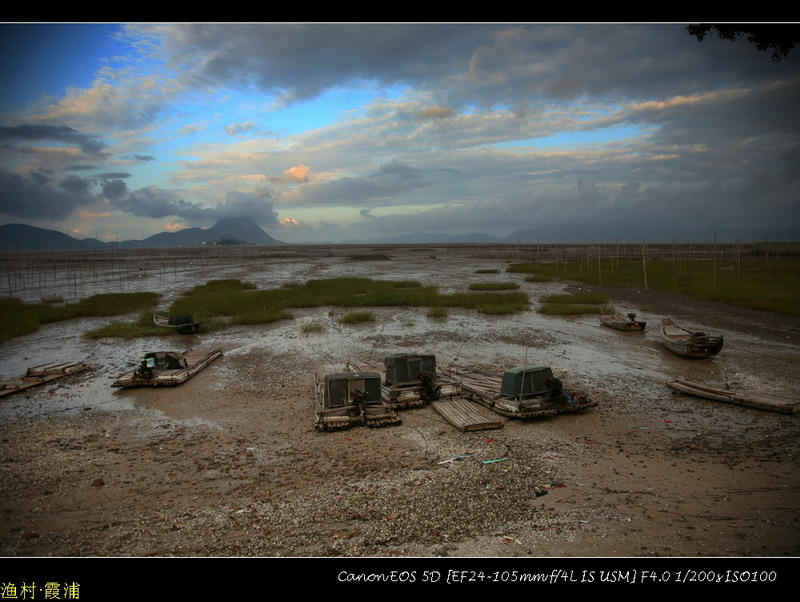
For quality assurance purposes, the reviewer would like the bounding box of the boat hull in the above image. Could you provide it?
[601,315,646,331]
[660,319,723,358]
[667,379,799,414]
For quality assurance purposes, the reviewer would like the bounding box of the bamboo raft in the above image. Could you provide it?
[432,397,505,432]
[112,348,222,388]
[667,379,799,414]
[0,361,89,399]
[440,366,596,419]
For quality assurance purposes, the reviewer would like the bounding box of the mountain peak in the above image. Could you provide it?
[0,217,285,251]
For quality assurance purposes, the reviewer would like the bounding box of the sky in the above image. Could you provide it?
[0,22,798,244]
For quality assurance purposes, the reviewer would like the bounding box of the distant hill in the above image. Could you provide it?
[0,217,284,251]
[340,231,504,244]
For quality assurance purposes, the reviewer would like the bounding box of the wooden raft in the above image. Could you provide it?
[667,379,799,415]
[432,398,505,432]
[1,361,89,399]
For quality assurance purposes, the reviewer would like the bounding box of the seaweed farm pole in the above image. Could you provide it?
[598,243,602,286]
[713,232,718,287]
[642,241,648,291]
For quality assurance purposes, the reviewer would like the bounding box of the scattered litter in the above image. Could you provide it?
[438,453,471,464]
[628,425,650,430]
[481,457,508,464]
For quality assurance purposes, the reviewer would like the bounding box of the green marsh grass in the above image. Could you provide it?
[301,321,327,335]
[524,275,554,283]
[427,307,448,318]
[538,292,612,316]
[540,292,610,305]
[0,292,160,343]
[339,311,376,324]
[538,304,615,316]
[468,282,520,291]
[168,277,529,326]
[510,257,800,315]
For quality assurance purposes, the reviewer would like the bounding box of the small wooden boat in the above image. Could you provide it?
[314,371,401,431]
[601,312,646,331]
[348,353,462,408]
[153,314,201,335]
[660,318,724,358]
[1,361,89,399]
[112,348,222,388]
[667,379,799,414]
[440,365,595,419]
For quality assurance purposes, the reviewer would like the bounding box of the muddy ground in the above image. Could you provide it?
[1,246,798,558]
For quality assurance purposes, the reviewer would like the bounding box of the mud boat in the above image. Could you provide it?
[112,348,222,388]
[153,314,202,334]
[349,354,462,408]
[667,379,800,415]
[601,312,646,331]
[440,365,595,419]
[660,318,723,358]
[314,371,401,431]
[1,361,89,399]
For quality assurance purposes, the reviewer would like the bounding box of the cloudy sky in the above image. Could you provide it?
[1,23,798,243]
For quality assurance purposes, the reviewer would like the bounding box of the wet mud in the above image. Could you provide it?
[1,246,798,557]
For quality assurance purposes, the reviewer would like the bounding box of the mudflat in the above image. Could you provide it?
[1,246,798,557]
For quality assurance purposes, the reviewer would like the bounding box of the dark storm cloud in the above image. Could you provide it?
[105,183,279,224]
[0,168,96,219]
[96,172,132,180]
[0,124,106,155]
[158,23,800,109]
[126,154,156,162]
[170,23,481,104]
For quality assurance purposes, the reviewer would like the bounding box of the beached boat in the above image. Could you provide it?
[660,318,724,358]
[112,348,222,388]
[601,313,646,331]
[667,379,799,414]
[313,371,401,431]
[348,353,462,408]
[440,365,595,419]
[153,314,202,334]
[1,361,89,399]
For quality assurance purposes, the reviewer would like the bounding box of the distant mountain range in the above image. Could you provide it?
[0,217,284,251]
[1,219,797,252]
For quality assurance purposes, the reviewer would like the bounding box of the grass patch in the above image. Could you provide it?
[0,293,160,343]
[468,282,520,291]
[510,257,800,315]
[47,276,530,341]
[540,292,610,305]
[538,304,615,315]
[339,311,376,324]
[524,275,554,283]
[301,321,327,335]
[475,269,500,274]
[427,307,448,318]
[537,292,612,316]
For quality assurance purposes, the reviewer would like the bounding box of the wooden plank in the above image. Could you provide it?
[432,398,504,432]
